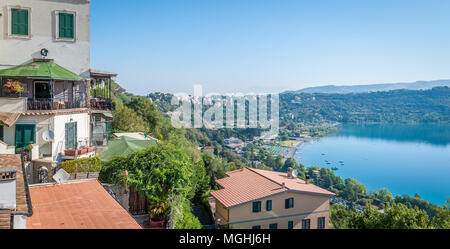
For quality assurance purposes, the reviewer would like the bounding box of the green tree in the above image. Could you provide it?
[380,203,430,229]
[112,106,150,133]
[341,178,367,203]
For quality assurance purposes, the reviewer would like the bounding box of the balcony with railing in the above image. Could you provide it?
[0,80,87,111]
[27,92,87,111]
[90,69,116,111]
[0,59,88,112]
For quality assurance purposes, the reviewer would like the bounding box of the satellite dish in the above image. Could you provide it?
[42,130,54,142]
[53,169,70,184]
[40,48,49,57]
[292,170,298,178]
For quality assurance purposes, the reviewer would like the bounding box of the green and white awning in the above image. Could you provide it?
[0,60,84,81]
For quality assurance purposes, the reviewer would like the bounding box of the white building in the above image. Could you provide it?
[0,0,114,184]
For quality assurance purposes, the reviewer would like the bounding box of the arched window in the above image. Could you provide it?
[38,166,49,183]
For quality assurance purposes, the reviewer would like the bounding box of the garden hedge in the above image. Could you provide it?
[60,156,102,173]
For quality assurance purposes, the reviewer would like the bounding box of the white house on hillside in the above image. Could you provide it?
[0,0,114,184]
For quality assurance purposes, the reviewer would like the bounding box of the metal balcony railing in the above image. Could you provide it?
[90,97,113,111]
[27,97,87,111]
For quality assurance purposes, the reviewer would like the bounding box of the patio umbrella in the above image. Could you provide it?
[100,136,157,162]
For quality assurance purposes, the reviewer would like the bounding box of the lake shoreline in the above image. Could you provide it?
[292,123,450,206]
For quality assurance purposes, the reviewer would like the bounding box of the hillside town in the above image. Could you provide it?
[2,0,448,233]
[0,0,334,230]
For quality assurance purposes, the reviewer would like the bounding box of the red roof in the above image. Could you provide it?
[211,168,335,208]
[26,180,142,229]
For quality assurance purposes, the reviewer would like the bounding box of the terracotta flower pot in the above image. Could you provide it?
[87,146,95,153]
[64,149,77,156]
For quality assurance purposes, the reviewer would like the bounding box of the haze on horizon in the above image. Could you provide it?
[90,0,450,95]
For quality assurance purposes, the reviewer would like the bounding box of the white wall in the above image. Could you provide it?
[2,112,90,159]
[0,97,27,113]
[53,112,90,157]
[0,179,16,209]
[0,140,15,154]
[0,0,90,76]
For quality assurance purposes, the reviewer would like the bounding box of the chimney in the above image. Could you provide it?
[282,182,286,188]
[305,175,311,184]
[0,168,17,210]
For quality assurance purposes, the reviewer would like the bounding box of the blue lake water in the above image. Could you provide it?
[295,124,450,205]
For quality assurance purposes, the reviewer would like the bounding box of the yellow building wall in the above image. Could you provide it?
[219,191,331,229]
[215,199,229,225]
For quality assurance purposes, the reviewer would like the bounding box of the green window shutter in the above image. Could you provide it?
[15,125,24,148]
[252,202,261,213]
[15,124,35,149]
[288,221,294,229]
[266,200,272,211]
[74,122,77,148]
[11,9,28,36]
[59,13,74,39]
[65,122,78,149]
[24,125,35,145]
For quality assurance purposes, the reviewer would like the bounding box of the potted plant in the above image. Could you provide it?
[149,196,168,228]
[64,149,78,157]
[79,147,88,155]
[3,80,24,94]
[87,146,95,153]
[22,144,33,161]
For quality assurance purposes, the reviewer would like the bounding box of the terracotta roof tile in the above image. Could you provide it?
[211,168,335,208]
[26,180,142,229]
[0,154,31,215]
[22,108,89,116]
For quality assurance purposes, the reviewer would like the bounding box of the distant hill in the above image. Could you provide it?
[280,87,450,124]
[292,80,450,94]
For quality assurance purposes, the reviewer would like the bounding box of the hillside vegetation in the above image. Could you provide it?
[281,87,450,125]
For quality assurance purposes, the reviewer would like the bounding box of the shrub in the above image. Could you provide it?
[60,157,102,173]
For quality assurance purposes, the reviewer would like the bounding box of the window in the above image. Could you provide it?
[252,225,261,229]
[65,122,78,149]
[266,200,272,211]
[252,201,261,213]
[285,198,294,209]
[0,125,3,141]
[288,221,294,229]
[302,219,311,229]
[269,223,278,229]
[58,12,75,39]
[15,124,35,150]
[11,8,29,36]
[318,217,326,229]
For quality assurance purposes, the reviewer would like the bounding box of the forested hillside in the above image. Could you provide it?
[281,87,450,124]
[101,83,450,229]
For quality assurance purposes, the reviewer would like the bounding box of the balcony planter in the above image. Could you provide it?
[87,146,95,153]
[87,172,99,179]
[64,149,78,157]
[3,80,24,94]
[69,173,77,180]
[76,172,88,179]
[79,147,88,155]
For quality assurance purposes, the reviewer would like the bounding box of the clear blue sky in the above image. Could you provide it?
[90,0,450,95]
